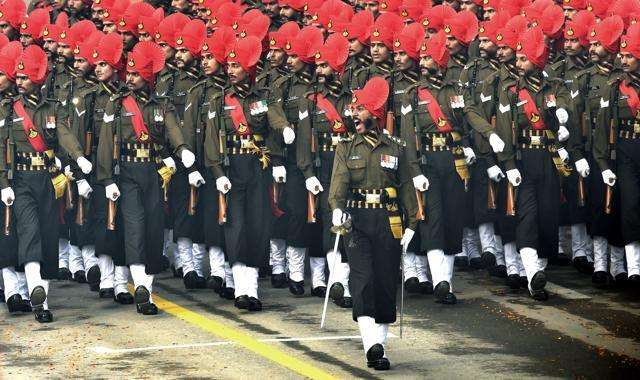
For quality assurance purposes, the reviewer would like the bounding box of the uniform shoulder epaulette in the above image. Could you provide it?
[338,135,353,144]
[109,91,127,102]
[188,79,208,93]
[607,74,624,86]
[385,134,407,147]
[272,75,291,87]
[463,57,483,71]
[353,66,370,79]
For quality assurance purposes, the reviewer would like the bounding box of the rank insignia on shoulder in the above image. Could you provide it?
[249,100,268,115]
[380,154,398,170]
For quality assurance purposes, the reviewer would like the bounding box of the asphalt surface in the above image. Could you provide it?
[1,263,639,379]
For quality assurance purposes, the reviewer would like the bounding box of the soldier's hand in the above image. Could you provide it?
[412,175,429,192]
[77,179,93,199]
[216,176,232,194]
[181,149,196,168]
[54,157,62,170]
[489,133,505,153]
[486,165,505,182]
[305,176,323,195]
[463,147,476,165]
[602,170,617,186]
[400,228,415,253]
[557,125,570,142]
[76,156,93,175]
[64,165,75,180]
[272,166,286,183]
[162,157,177,171]
[555,108,569,124]
[575,159,590,178]
[557,147,569,163]
[1,187,14,206]
[283,126,296,145]
[188,171,206,188]
[506,169,522,187]
[332,208,350,228]
[105,184,120,201]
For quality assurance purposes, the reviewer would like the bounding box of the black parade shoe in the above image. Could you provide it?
[366,344,390,371]
[114,292,134,304]
[404,277,421,294]
[311,286,326,298]
[134,286,158,315]
[34,309,53,323]
[530,271,547,291]
[207,276,224,291]
[481,251,497,268]
[86,266,101,292]
[99,288,115,299]
[288,280,305,296]
[73,270,87,283]
[248,297,262,312]
[219,287,236,300]
[58,268,72,281]
[235,295,250,310]
[271,273,288,288]
[506,274,521,290]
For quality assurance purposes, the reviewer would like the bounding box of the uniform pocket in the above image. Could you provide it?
[346,158,366,182]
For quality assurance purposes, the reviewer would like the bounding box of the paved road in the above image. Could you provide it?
[1,265,639,379]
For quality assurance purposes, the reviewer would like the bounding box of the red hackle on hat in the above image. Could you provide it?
[74,30,104,63]
[0,41,23,81]
[590,15,625,54]
[352,76,390,122]
[315,33,349,75]
[202,26,235,64]
[419,30,450,68]
[16,45,48,85]
[137,8,165,37]
[497,15,528,49]
[237,9,270,40]
[290,25,324,63]
[621,23,640,59]
[119,1,155,36]
[127,41,165,85]
[370,12,404,49]
[154,12,190,47]
[269,21,300,50]
[176,19,207,56]
[19,8,49,40]
[0,0,26,29]
[226,36,262,75]
[91,32,124,68]
[445,10,479,46]
[516,26,548,69]
[335,9,374,45]
[399,0,431,22]
[564,10,596,46]
[393,22,424,60]
[420,4,457,32]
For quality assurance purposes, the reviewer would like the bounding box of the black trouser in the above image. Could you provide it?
[345,208,400,324]
[170,169,200,242]
[0,203,18,269]
[559,170,589,227]
[199,170,224,249]
[90,182,126,266]
[224,154,270,267]
[515,149,560,258]
[420,150,466,255]
[472,156,497,225]
[617,138,640,245]
[588,152,624,247]
[119,161,164,274]
[318,150,346,258]
[12,171,60,279]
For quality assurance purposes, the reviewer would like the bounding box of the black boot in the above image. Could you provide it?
[573,256,589,273]
[34,309,53,323]
[73,270,87,283]
[592,271,610,288]
[207,276,224,291]
[248,297,262,311]
[134,286,158,315]
[334,296,353,308]
[530,271,547,291]
[506,274,521,290]
[86,265,101,292]
[58,267,72,281]
[404,277,420,294]
[454,256,468,269]
[99,288,115,299]
[6,294,24,313]
[489,265,508,278]
[311,286,326,298]
[235,295,249,309]
[271,273,288,288]
[530,289,549,301]
[195,274,207,289]
[329,282,345,301]
[481,251,497,268]
[419,281,434,295]
[219,287,235,300]
[114,292,134,304]
[183,271,199,289]
[288,280,305,296]
[433,281,451,302]
[469,257,484,270]
[366,344,390,370]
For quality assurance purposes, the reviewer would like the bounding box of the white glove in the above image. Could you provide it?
[1,187,14,206]
[556,108,569,124]
[181,149,196,168]
[105,183,120,201]
[272,166,286,183]
[216,176,232,194]
[64,165,75,180]
[77,179,93,199]
[557,147,569,163]
[332,208,350,227]
[575,158,590,178]
[489,133,505,153]
[412,175,429,191]
[283,126,296,145]
[162,157,177,171]
[463,147,476,165]
[506,169,522,187]
[487,165,505,182]
[558,125,570,142]
[54,157,62,170]
[602,169,616,186]
[76,156,92,175]
[400,228,415,252]
[305,176,323,195]
[188,171,206,187]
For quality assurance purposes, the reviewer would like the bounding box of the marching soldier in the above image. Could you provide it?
[495,26,574,301]
[401,31,474,305]
[594,22,640,288]
[0,45,92,322]
[297,32,355,306]
[0,0,26,41]
[204,36,288,312]
[329,76,417,371]
[335,9,373,92]
[96,41,196,315]
[573,15,627,287]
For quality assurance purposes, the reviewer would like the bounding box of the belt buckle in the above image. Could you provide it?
[432,136,446,147]
[136,148,150,158]
[365,193,381,204]
[530,136,542,146]
[240,137,252,149]
[31,156,45,166]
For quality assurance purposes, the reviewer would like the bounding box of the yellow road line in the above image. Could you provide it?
[138,288,336,380]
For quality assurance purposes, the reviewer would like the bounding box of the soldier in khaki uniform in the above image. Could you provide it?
[97,41,196,315]
[329,76,416,371]
[572,15,627,287]
[297,33,355,307]
[401,31,475,305]
[204,36,288,312]
[0,0,25,42]
[0,45,92,322]
[334,9,373,92]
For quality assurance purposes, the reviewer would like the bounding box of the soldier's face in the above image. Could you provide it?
[126,71,147,91]
[16,74,35,95]
[103,22,117,34]
[460,1,478,13]
[394,51,414,71]
[370,42,390,64]
[426,28,438,39]
[57,43,74,62]
[478,37,497,59]
[497,45,515,64]
[0,72,11,92]
[443,0,461,11]
[266,48,286,68]
[201,53,220,76]
[515,54,536,76]
[19,34,34,48]
[353,105,374,134]
[263,1,279,17]
[171,0,190,12]
[74,57,93,76]
[364,1,379,16]
[67,0,85,11]
[419,55,439,76]
[43,40,59,56]
[279,6,297,22]
[138,32,153,42]
[621,53,640,74]
[563,7,578,21]
[445,36,463,55]
[226,62,247,84]
[315,62,334,83]
[348,39,364,57]
[121,31,136,48]
[175,48,194,68]
[588,41,608,63]
[483,7,496,21]
[158,42,176,61]
[0,22,16,39]
[564,38,583,57]
[95,61,116,82]
[286,54,306,73]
